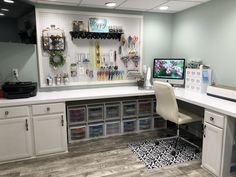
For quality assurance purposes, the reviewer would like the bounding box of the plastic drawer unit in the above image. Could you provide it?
[105,103,121,120]
[89,124,104,138]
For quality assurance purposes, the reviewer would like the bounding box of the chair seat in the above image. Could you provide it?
[177,109,202,125]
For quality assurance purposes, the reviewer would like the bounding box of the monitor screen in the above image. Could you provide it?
[153,58,185,80]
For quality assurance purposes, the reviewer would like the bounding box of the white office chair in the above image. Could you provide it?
[153,81,202,156]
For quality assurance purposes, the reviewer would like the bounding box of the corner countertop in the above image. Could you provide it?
[0,86,236,118]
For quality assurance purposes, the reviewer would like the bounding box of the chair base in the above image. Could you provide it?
[155,136,200,157]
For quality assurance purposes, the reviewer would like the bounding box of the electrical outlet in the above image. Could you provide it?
[12,68,19,78]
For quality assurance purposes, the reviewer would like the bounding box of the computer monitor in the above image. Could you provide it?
[153,58,185,86]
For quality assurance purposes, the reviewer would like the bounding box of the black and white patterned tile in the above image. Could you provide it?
[129,137,201,169]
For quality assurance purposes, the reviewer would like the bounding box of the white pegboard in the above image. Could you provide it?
[36,8,143,88]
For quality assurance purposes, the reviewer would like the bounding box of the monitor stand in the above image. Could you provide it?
[171,84,185,88]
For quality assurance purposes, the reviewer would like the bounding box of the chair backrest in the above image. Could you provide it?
[153,81,179,124]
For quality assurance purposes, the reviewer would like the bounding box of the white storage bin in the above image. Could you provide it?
[185,66,212,93]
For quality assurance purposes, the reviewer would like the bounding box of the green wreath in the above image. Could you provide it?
[49,51,65,68]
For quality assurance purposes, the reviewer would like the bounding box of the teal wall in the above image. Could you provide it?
[172,0,236,86]
[0,42,38,85]
[143,13,173,68]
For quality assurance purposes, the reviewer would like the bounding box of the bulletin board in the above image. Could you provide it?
[36,8,143,88]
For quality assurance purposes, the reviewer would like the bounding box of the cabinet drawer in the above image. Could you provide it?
[204,110,225,128]
[32,103,65,116]
[0,106,29,119]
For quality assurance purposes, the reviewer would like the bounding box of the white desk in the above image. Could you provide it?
[0,86,235,177]
[0,86,236,118]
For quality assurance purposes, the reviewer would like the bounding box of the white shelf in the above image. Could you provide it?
[40,80,136,88]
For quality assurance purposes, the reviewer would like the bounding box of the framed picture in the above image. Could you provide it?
[88,18,109,33]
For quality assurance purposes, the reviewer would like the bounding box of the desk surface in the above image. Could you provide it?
[0,86,236,117]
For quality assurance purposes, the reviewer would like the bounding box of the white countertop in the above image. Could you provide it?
[0,86,236,117]
[0,87,154,107]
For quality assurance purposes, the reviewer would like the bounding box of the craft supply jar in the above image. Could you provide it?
[78,21,84,31]
[72,21,80,31]
[55,75,61,85]
[46,77,53,86]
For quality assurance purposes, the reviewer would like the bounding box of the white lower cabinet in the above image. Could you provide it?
[33,114,67,156]
[0,117,33,162]
[202,110,225,177]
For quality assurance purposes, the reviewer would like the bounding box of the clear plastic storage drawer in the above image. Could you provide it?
[123,119,137,133]
[106,122,121,135]
[153,117,166,129]
[69,126,86,141]
[87,105,104,122]
[138,100,152,116]
[105,103,121,120]
[89,124,104,138]
[139,118,152,130]
[68,106,86,125]
[123,101,137,118]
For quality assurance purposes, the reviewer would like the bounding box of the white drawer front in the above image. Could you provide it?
[0,106,29,119]
[32,103,65,116]
[204,110,225,128]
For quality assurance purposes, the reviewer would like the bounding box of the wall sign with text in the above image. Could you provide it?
[88,18,109,33]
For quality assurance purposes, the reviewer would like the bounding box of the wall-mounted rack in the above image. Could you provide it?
[69,31,123,41]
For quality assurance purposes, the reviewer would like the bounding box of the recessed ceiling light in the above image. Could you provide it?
[0,13,5,16]
[3,0,14,3]
[105,2,116,7]
[1,8,9,12]
[159,6,169,10]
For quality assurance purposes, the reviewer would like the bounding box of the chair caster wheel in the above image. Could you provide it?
[171,151,176,156]
[155,141,159,146]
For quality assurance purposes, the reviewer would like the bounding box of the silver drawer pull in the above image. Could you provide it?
[25,119,29,131]
[203,125,206,138]
[61,115,64,127]
[5,111,9,116]
[46,107,50,112]
[210,117,214,121]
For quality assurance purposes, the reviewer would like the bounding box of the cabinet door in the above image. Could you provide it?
[0,118,32,162]
[33,114,67,156]
[202,122,223,176]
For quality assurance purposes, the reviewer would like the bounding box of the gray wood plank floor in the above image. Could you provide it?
[0,130,213,177]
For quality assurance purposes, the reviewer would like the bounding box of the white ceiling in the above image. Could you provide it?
[28,0,211,13]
